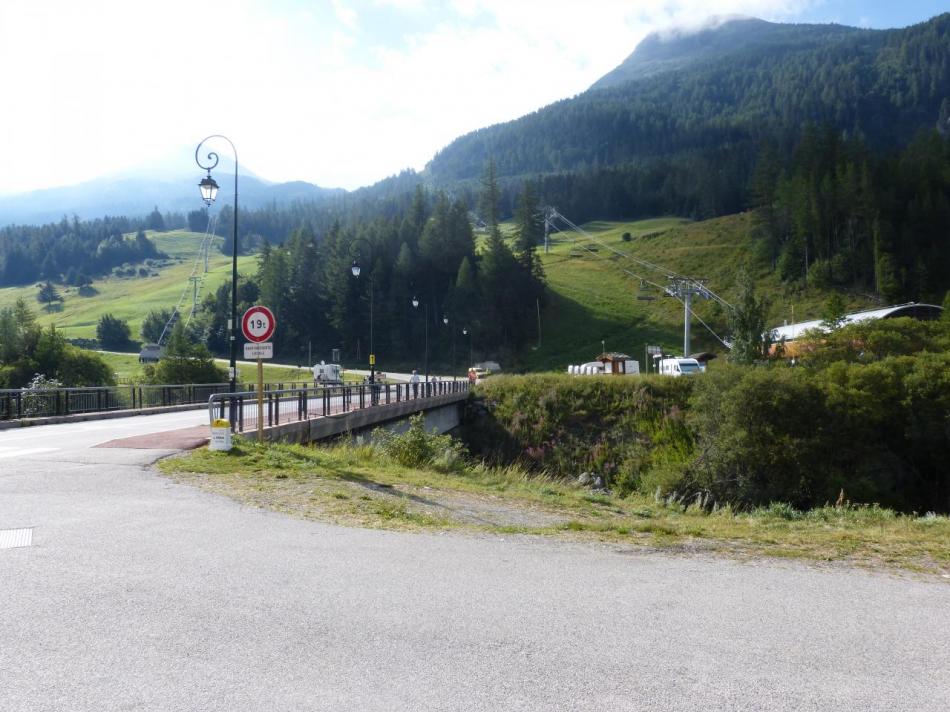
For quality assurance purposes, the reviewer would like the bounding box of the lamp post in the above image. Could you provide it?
[443,315,457,380]
[348,239,375,384]
[463,326,472,369]
[195,135,238,394]
[411,295,428,383]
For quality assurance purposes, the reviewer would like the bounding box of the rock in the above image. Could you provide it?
[593,476,604,489]
[578,472,593,486]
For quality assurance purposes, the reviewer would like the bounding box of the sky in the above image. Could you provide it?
[0,0,945,195]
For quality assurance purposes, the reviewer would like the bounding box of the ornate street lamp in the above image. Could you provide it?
[195,135,239,394]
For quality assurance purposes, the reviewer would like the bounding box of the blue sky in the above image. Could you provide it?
[797,0,945,28]
[0,0,945,195]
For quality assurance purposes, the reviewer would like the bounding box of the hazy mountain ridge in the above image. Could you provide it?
[0,170,343,226]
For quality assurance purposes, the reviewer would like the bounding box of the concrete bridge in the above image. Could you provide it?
[1,381,471,449]
[210,381,470,445]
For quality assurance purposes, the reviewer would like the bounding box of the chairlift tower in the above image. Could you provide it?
[540,206,559,254]
[666,278,710,357]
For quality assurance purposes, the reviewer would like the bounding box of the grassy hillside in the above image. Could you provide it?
[0,229,257,342]
[94,351,317,385]
[0,218,882,376]
[525,213,879,371]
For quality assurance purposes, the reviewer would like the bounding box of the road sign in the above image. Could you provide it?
[242,305,275,343]
[244,342,273,359]
[369,353,376,366]
[647,345,662,355]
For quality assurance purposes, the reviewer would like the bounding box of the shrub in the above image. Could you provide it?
[21,374,63,416]
[683,356,950,513]
[97,314,133,350]
[463,374,694,494]
[374,414,467,471]
[144,322,225,385]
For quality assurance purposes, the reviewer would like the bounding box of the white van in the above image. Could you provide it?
[659,358,702,376]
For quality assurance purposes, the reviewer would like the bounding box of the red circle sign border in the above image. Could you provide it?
[242,305,276,343]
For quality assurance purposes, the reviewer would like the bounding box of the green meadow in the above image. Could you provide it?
[0,230,257,342]
[524,213,876,371]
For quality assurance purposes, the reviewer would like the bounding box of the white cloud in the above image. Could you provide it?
[332,0,360,31]
[0,0,820,195]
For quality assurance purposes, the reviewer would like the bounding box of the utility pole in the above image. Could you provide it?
[666,278,709,357]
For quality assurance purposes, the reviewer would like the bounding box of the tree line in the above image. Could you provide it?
[0,214,171,287]
[181,165,546,372]
[752,126,950,303]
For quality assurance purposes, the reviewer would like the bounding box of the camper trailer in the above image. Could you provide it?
[312,361,343,385]
[658,357,702,376]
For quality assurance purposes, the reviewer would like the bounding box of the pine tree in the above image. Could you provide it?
[728,270,771,364]
[37,281,61,313]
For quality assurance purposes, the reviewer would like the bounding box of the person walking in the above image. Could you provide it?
[410,369,420,398]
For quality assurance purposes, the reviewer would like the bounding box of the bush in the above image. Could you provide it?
[144,322,225,384]
[97,313,133,350]
[684,357,950,513]
[463,374,694,493]
[21,374,63,415]
[374,414,467,471]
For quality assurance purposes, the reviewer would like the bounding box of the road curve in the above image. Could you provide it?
[1,421,947,711]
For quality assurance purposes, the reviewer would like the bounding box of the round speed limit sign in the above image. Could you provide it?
[242,305,276,343]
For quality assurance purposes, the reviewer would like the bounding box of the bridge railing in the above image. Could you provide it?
[0,383,258,421]
[208,380,470,433]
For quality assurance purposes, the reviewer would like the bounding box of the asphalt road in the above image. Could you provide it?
[1,420,948,711]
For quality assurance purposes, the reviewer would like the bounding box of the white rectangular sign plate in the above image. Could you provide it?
[244,342,273,359]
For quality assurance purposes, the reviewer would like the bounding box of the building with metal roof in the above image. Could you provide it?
[769,302,943,344]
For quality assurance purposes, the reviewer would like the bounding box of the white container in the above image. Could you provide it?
[209,419,232,451]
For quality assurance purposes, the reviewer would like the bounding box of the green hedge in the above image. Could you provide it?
[462,374,694,496]
[463,356,950,513]
[686,355,950,513]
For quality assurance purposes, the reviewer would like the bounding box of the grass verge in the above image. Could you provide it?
[159,438,950,577]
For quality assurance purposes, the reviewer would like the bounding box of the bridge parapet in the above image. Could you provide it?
[208,381,470,444]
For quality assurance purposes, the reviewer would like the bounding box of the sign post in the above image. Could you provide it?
[242,306,276,444]
[646,345,661,374]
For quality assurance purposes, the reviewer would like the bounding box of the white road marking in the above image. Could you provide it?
[0,527,33,549]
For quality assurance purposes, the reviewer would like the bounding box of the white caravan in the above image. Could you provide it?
[658,357,702,376]
[312,361,343,385]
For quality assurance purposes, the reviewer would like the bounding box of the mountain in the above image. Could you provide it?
[423,13,950,192]
[589,17,864,90]
[0,160,343,227]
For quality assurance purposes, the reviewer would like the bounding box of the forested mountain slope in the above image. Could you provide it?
[426,14,950,187]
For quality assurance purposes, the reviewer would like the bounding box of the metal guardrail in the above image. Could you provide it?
[0,382,310,421]
[208,380,470,433]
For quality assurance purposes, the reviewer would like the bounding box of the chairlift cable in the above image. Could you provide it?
[158,214,218,345]
[547,209,734,310]
[569,235,732,348]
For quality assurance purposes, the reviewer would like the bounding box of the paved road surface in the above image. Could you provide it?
[1,420,948,711]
